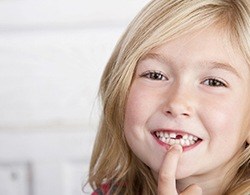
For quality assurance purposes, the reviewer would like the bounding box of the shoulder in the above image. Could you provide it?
[91,183,110,195]
[91,182,126,195]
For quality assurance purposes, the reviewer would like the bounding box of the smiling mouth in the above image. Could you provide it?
[153,130,202,147]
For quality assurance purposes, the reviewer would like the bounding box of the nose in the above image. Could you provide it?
[163,85,194,118]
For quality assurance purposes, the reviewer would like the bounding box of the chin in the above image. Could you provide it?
[175,168,198,180]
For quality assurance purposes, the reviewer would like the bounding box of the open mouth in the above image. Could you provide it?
[153,130,202,147]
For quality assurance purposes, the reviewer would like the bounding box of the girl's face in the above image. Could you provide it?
[124,27,250,185]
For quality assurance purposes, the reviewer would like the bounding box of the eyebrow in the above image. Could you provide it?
[203,61,241,79]
[139,53,172,65]
[140,53,241,78]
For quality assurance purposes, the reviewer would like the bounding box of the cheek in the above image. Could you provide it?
[124,84,156,128]
[124,95,143,127]
[202,95,246,144]
[124,85,144,146]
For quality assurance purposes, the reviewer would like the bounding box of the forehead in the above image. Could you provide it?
[142,26,249,80]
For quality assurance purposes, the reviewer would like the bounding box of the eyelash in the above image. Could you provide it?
[201,78,227,87]
[140,70,168,81]
[140,71,227,87]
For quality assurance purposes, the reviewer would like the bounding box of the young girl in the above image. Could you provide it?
[87,0,250,194]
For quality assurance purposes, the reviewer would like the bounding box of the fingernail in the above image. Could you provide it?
[169,144,183,153]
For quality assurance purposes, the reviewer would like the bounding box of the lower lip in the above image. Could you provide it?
[152,133,202,152]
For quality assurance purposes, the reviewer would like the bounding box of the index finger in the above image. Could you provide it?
[158,144,183,195]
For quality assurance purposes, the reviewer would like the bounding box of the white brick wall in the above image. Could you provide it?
[0,0,149,194]
[0,0,149,29]
[0,0,149,128]
[0,28,121,128]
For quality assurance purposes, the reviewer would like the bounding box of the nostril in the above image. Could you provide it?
[166,111,171,114]
[182,113,190,117]
[165,110,190,117]
[165,107,191,117]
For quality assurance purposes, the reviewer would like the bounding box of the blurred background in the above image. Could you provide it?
[0,0,149,194]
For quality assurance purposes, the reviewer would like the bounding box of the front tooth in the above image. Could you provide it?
[170,133,176,138]
[180,139,185,146]
[169,139,176,145]
[183,134,188,140]
[160,137,166,143]
[164,132,169,138]
[175,139,180,144]
[185,139,190,146]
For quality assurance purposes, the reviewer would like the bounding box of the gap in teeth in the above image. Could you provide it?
[155,131,198,146]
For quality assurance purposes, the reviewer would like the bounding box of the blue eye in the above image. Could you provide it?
[140,71,168,81]
[202,78,227,87]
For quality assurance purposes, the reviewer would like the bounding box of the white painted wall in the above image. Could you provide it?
[0,0,149,194]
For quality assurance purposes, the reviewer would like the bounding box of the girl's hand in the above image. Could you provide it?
[157,145,202,195]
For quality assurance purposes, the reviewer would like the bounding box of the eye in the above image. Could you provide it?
[140,70,168,81]
[202,78,227,87]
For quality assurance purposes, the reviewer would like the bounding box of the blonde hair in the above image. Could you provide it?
[88,0,250,194]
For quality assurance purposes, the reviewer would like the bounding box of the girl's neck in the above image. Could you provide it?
[176,175,224,195]
[176,165,236,195]
[176,149,242,195]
